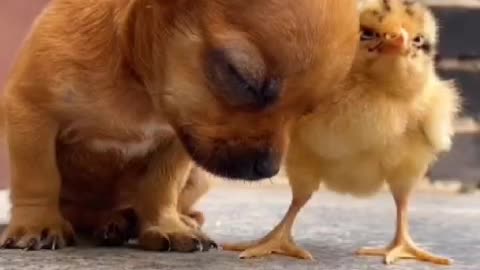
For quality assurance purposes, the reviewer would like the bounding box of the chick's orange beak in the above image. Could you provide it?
[381,28,409,55]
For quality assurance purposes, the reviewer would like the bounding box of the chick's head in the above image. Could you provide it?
[353,0,438,94]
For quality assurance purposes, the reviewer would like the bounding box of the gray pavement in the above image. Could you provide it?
[0,185,479,270]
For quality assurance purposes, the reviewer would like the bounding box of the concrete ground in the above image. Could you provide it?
[0,184,479,270]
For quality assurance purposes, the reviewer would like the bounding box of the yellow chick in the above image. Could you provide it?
[223,0,461,265]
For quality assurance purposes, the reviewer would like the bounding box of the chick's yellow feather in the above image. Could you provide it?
[224,0,461,264]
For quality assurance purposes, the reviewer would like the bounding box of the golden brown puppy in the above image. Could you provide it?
[0,0,359,252]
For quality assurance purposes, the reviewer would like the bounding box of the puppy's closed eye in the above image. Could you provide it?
[206,49,281,111]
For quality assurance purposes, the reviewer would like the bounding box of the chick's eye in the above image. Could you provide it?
[360,27,378,41]
[413,35,425,46]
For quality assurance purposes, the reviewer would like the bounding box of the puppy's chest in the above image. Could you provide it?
[59,120,175,160]
[89,126,167,159]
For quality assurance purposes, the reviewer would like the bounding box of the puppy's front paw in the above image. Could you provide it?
[94,218,129,247]
[184,211,206,228]
[1,206,75,250]
[94,209,138,247]
[139,214,216,253]
[179,211,205,230]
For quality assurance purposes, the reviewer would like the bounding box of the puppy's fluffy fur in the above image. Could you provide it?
[0,0,359,251]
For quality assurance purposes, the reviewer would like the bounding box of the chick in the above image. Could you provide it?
[223,0,461,265]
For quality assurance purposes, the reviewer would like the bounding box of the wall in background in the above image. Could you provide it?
[0,1,50,188]
[430,6,480,187]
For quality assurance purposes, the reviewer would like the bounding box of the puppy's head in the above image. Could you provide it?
[150,0,359,180]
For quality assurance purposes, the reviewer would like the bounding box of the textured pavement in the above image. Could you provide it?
[0,184,479,270]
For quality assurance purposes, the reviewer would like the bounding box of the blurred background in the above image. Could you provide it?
[0,1,50,189]
[0,0,479,191]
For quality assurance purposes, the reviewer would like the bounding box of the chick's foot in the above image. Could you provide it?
[357,239,452,265]
[223,234,312,260]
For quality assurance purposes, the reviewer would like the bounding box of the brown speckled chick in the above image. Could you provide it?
[224,0,461,265]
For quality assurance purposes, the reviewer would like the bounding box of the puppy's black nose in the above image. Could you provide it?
[253,150,280,179]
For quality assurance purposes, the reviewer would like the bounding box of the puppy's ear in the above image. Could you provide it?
[357,0,380,12]
[116,1,198,84]
[115,1,162,83]
[357,0,368,11]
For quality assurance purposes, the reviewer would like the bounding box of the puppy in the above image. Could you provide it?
[0,0,359,252]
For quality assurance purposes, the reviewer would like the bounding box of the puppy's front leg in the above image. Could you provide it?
[1,100,75,250]
[136,137,216,253]
[178,168,212,228]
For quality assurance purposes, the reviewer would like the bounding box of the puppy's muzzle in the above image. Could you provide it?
[179,133,281,180]
[201,147,280,181]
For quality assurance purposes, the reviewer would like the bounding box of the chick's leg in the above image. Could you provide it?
[222,140,319,260]
[357,189,452,265]
[222,194,313,260]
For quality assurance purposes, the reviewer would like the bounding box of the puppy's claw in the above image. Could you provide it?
[1,238,15,249]
[210,241,218,250]
[194,238,203,252]
[51,236,58,250]
[94,215,132,247]
[200,239,218,252]
[24,238,39,251]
